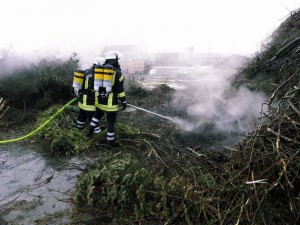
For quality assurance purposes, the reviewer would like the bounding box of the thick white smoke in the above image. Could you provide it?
[171,69,266,134]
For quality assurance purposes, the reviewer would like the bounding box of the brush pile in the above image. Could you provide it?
[227,8,300,223]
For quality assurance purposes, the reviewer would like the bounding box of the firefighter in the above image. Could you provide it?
[73,57,105,133]
[87,51,126,147]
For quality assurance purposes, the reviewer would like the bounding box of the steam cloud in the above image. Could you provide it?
[171,69,266,134]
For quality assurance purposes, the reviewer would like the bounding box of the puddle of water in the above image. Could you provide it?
[0,142,87,224]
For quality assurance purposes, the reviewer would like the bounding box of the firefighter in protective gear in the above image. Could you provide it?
[73,57,105,133]
[87,51,126,147]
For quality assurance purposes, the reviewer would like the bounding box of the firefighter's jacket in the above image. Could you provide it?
[95,65,126,112]
[78,67,96,111]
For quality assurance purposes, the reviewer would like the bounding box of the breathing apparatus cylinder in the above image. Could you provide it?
[93,64,114,98]
[102,65,114,94]
[72,69,85,90]
[94,64,104,92]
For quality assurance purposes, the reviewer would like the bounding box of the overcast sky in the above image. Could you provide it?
[1,0,299,56]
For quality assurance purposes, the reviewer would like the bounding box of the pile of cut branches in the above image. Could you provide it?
[226,8,300,224]
[226,71,300,224]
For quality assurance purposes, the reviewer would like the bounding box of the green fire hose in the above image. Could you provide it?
[0,98,78,144]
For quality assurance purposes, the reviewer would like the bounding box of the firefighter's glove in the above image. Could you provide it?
[121,101,127,110]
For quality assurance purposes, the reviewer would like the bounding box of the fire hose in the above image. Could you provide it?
[0,98,78,144]
[0,99,175,144]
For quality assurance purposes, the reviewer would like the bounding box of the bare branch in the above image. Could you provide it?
[267,128,300,144]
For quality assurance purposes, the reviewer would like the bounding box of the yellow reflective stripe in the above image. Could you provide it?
[95,93,99,106]
[119,75,124,82]
[108,93,113,107]
[112,71,116,85]
[78,95,96,111]
[78,102,96,111]
[117,92,125,98]
[84,76,89,89]
[97,104,119,111]
[83,95,87,105]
